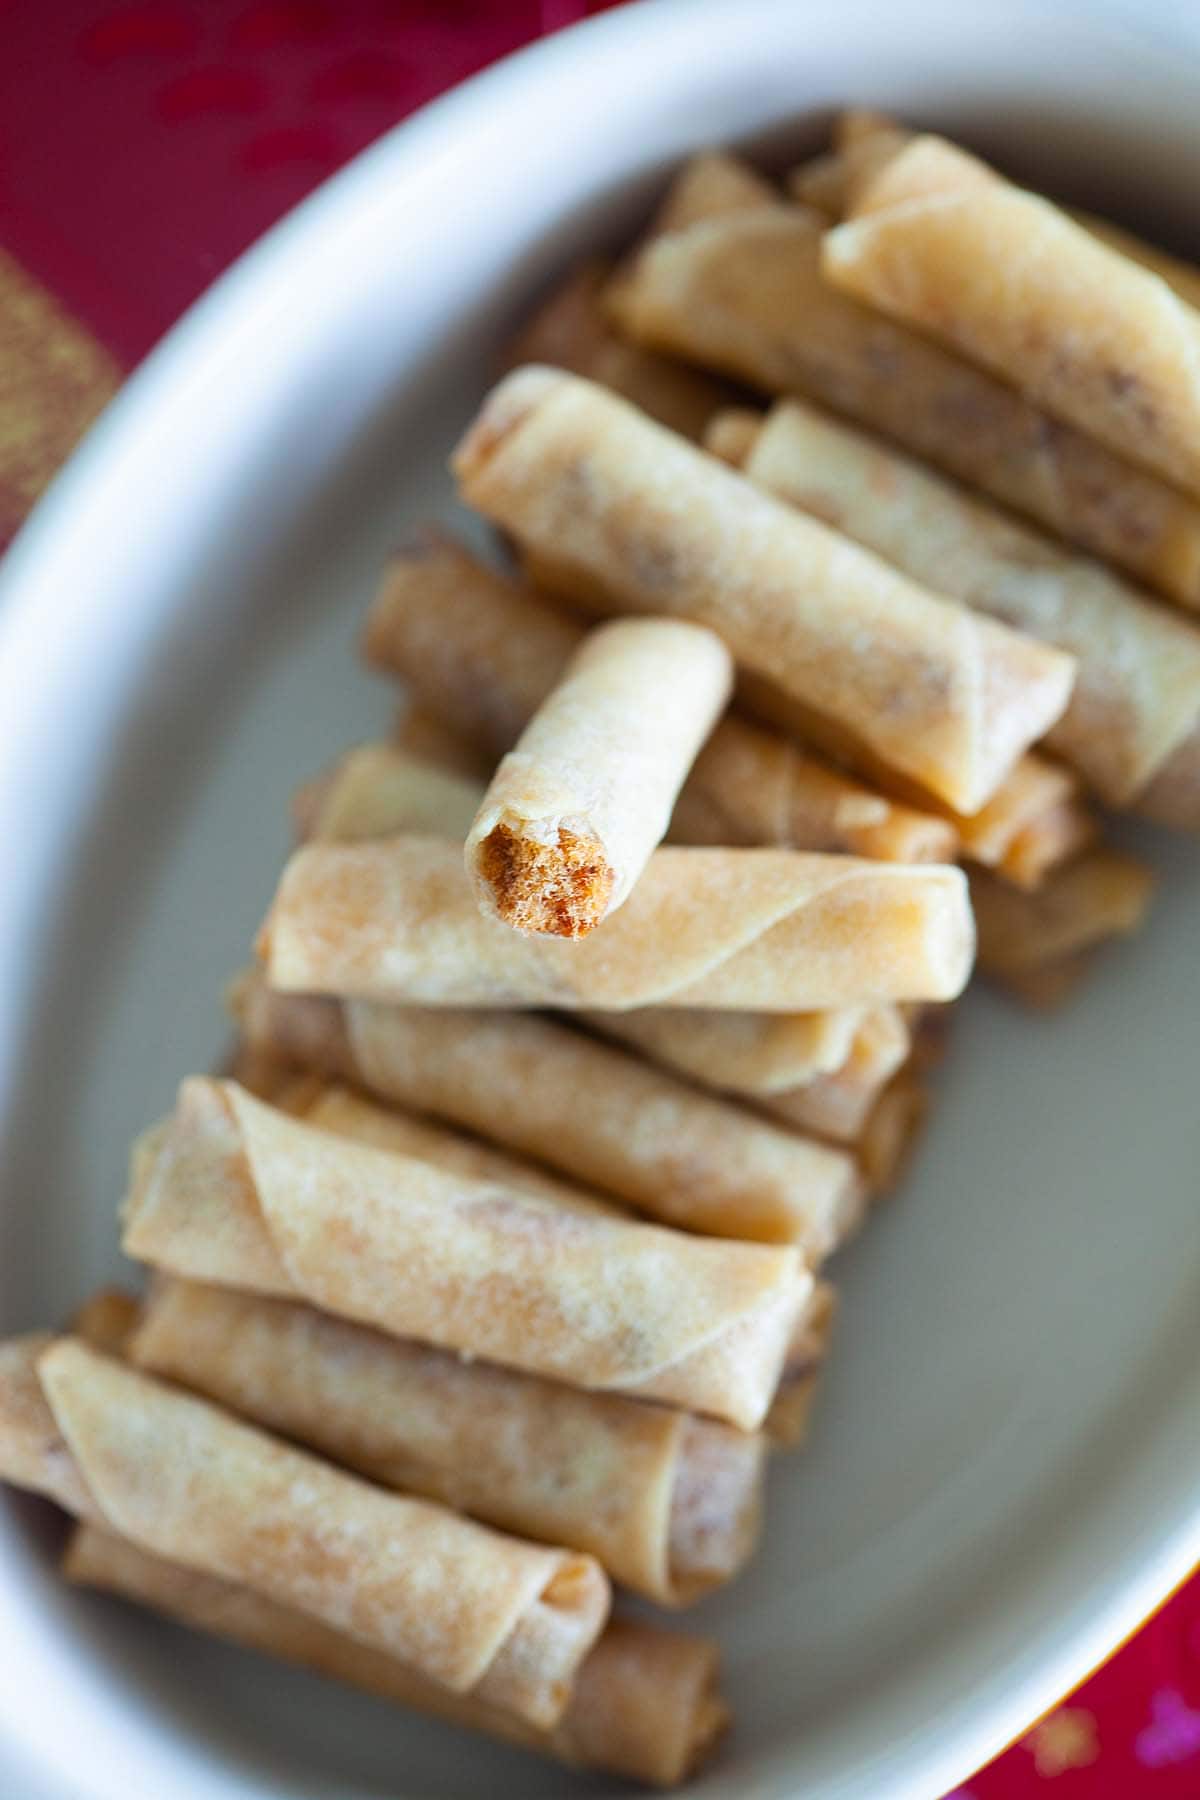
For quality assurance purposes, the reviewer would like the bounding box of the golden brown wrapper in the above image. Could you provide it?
[232,975,864,1252]
[122,1077,814,1430]
[759,1005,912,1145]
[609,197,1200,612]
[826,136,1200,498]
[6,1338,609,1728]
[503,257,733,441]
[129,1278,765,1608]
[64,1528,728,1788]
[971,849,1155,1006]
[734,396,1200,810]
[259,834,975,1010]
[453,366,1074,813]
[69,1289,141,1357]
[466,617,732,937]
[366,530,959,862]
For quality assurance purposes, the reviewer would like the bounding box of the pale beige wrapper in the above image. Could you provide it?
[737,397,1200,811]
[293,744,482,844]
[856,1072,931,1195]
[466,617,732,937]
[5,1338,608,1729]
[290,1073,841,1429]
[759,1005,912,1144]
[502,257,733,441]
[232,975,865,1252]
[971,849,1155,987]
[363,530,959,862]
[608,200,1200,611]
[64,1528,728,1789]
[259,835,975,1010]
[453,367,1074,813]
[130,1278,765,1608]
[643,149,780,237]
[122,1078,814,1430]
[826,137,1200,498]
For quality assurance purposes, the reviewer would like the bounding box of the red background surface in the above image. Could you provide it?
[1,3,1198,1793]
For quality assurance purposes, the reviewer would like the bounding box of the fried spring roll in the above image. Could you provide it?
[503,259,732,441]
[65,1529,728,1789]
[130,1279,764,1607]
[292,743,482,843]
[759,1005,912,1144]
[259,835,975,1010]
[453,367,1074,813]
[826,137,1200,498]
[609,199,1200,611]
[644,148,780,236]
[856,1072,930,1195]
[70,1289,141,1356]
[466,618,732,938]
[733,398,1200,812]
[364,532,959,862]
[581,1002,901,1099]
[953,755,1095,890]
[971,849,1155,1006]
[122,1078,814,1430]
[3,1338,609,1728]
[233,975,863,1251]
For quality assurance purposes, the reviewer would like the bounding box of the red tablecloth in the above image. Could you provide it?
[1,4,1198,1793]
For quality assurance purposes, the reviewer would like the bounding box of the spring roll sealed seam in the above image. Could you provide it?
[9,1338,609,1729]
[737,396,1200,808]
[232,976,864,1254]
[129,1278,764,1607]
[466,617,732,938]
[826,136,1200,497]
[259,836,975,1012]
[122,1078,813,1431]
[608,202,1200,611]
[63,1529,728,1789]
[453,366,1075,814]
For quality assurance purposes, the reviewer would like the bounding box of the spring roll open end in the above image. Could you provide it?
[476,818,616,939]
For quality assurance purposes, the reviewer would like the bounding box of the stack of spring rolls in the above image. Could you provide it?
[7,115,1200,1790]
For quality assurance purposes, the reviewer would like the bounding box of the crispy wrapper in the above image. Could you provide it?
[453,367,1074,813]
[232,975,864,1252]
[69,1289,141,1357]
[292,744,482,844]
[582,1002,899,1098]
[503,258,732,441]
[971,849,1155,1006]
[856,1072,930,1195]
[130,1278,765,1607]
[826,136,1200,498]
[735,397,1200,810]
[234,976,863,1249]
[466,617,732,937]
[609,199,1200,612]
[759,1005,912,1145]
[259,835,975,1011]
[644,149,780,237]
[3,1338,609,1728]
[122,1077,814,1430]
[364,531,958,861]
[64,1528,728,1789]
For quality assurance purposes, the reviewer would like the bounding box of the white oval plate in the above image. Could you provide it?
[2,2,1199,1796]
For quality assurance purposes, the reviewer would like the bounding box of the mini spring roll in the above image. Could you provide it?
[122,1078,814,1431]
[129,1278,765,1608]
[503,258,733,441]
[609,200,1200,611]
[260,836,975,1010]
[292,743,482,843]
[735,397,1200,812]
[453,367,1075,813]
[759,1006,912,1144]
[364,531,959,862]
[856,1072,930,1195]
[971,849,1155,1007]
[581,1002,901,1099]
[65,1529,728,1789]
[952,755,1095,891]
[466,617,732,937]
[4,1337,609,1729]
[826,137,1200,498]
[70,1288,141,1356]
[232,974,864,1252]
